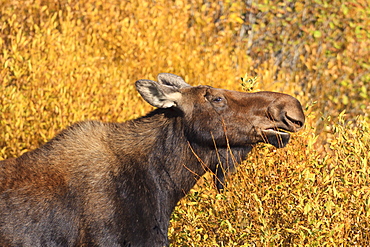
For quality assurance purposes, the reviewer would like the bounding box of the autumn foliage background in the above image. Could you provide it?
[0,0,369,245]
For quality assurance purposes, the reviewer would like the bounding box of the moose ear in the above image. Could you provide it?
[135,79,183,108]
[157,73,191,88]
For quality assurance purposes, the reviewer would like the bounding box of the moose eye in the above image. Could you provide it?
[213,97,223,102]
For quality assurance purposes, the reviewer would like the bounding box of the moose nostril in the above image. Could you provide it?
[267,106,305,129]
[286,114,304,129]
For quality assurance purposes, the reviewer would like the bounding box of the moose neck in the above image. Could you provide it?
[135,109,213,199]
[109,108,253,246]
[116,108,252,207]
[114,110,214,202]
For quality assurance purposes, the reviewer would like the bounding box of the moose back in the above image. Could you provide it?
[0,73,305,246]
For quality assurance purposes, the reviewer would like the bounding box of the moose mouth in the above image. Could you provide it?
[261,128,291,148]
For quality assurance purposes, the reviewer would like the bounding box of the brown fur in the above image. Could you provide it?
[0,74,305,246]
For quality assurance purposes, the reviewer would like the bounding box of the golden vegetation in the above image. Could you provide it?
[0,0,369,245]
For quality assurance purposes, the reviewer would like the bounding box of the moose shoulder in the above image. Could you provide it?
[0,73,305,246]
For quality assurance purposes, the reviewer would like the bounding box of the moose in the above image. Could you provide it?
[0,73,305,246]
